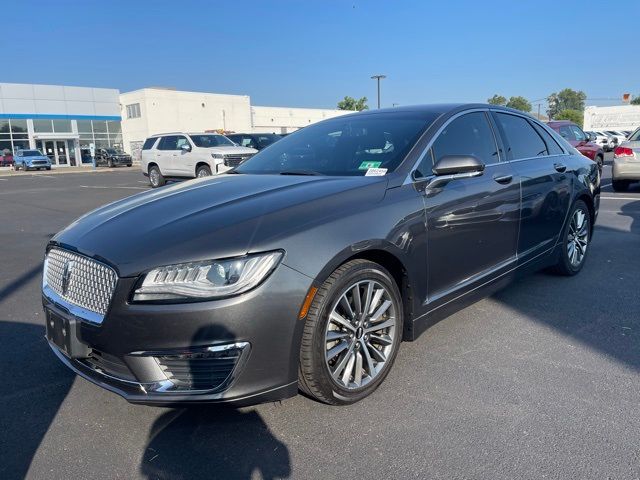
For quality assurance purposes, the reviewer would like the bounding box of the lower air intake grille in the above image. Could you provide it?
[154,345,246,391]
[224,154,253,168]
[82,350,137,382]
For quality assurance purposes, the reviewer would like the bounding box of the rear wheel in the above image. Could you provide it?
[299,259,403,405]
[196,165,212,178]
[148,165,165,188]
[612,180,629,192]
[551,200,591,276]
[108,159,114,168]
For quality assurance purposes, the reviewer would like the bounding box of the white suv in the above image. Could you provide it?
[140,132,257,188]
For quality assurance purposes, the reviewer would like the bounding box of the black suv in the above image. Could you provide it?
[226,133,282,150]
[95,148,132,168]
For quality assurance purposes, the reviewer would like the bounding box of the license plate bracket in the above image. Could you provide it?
[45,309,91,358]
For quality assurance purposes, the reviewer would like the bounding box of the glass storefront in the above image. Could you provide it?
[0,117,122,166]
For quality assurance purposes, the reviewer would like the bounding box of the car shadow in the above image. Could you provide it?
[492,199,640,371]
[0,321,75,480]
[140,407,291,480]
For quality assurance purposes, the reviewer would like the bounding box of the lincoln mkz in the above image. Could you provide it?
[42,104,600,406]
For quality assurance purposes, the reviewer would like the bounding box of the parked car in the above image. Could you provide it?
[140,132,257,187]
[0,151,14,167]
[43,104,599,407]
[604,130,628,146]
[14,149,51,171]
[547,121,604,171]
[585,131,613,152]
[95,148,132,168]
[226,133,283,150]
[611,127,640,191]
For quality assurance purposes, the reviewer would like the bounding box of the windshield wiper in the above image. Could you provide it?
[279,169,323,176]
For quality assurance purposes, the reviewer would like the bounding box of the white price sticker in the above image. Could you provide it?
[365,168,387,176]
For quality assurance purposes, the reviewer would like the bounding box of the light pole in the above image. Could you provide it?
[371,74,386,109]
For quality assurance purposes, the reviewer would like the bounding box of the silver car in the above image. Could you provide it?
[587,131,613,152]
[612,128,640,191]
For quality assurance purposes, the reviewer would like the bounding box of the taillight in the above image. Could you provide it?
[614,146,633,157]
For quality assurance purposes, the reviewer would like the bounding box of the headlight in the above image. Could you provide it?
[211,153,224,160]
[132,251,283,302]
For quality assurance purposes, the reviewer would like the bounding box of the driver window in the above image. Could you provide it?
[415,112,498,177]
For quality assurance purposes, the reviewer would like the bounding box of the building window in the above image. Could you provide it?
[33,119,54,133]
[52,119,72,133]
[126,103,141,119]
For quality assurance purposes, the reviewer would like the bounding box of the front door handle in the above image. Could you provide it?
[493,174,513,184]
[554,163,567,173]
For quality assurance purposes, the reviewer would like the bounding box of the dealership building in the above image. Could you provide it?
[0,83,122,166]
[583,105,640,132]
[0,82,349,166]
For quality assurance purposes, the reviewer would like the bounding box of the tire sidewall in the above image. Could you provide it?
[559,200,591,275]
[309,262,403,404]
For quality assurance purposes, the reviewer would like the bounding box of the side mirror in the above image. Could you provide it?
[432,155,485,176]
[181,144,192,152]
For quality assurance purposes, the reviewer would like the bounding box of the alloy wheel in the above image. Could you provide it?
[324,280,397,389]
[567,208,589,267]
[149,168,159,186]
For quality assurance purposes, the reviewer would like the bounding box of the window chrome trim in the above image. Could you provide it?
[404,108,497,185]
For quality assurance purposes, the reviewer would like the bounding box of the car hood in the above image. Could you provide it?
[52,174,387,277]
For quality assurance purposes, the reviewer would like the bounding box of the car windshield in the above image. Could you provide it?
[235,112,436,176]
[628,129,640,141]
[189,134,235,148]
[105,148,119,154]
[21,150,42,156]
[256,134,281,146]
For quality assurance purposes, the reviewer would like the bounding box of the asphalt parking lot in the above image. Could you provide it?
[1,158,639,480]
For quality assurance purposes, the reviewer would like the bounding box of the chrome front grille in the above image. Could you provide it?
[224,154,253,168]
[44,248,117,317]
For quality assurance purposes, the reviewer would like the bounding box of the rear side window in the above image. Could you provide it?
[532,123,564,155]
[416,111,498,176]
[142,138,157,150]
[495,113,548,159]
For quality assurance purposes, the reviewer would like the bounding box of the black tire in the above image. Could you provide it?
[107,159,114,168]
[127,164,132,167]
[46,167,51,171]
[551,200,591,276]
[595,155,603,173]
[196,165,212,178]
[299,259,403,405]
[148,165,165,188]
[612,180,629,192]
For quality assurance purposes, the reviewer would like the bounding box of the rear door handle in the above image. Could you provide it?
[554,163,567,173]
[493,174,513,184]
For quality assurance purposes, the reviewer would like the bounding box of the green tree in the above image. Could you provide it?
[506,96,532,112]
[547,88,587,118]
[487,94,507,106]
[554,109,583,127]
[631,95,640,105]
[337,96,369,111]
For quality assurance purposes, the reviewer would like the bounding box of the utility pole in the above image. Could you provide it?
[371,75,386,109]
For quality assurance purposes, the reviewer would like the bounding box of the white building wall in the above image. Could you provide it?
[120,88,252,156]
[0,82,120,117]
[584,105,640,131]
[251,106,350,134]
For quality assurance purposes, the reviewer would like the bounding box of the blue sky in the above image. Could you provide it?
[4,0,639,110]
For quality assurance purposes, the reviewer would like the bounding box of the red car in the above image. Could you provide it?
[0,153,14,167]
[547,121,604,171]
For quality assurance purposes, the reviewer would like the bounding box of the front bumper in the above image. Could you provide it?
[612,158,640,181]
[43,263,312,406]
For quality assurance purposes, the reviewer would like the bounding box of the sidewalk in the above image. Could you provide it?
[0,164,139,177]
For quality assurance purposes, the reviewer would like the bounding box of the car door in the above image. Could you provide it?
[172,135,194,175]
[492,112,572,264]
[156,135,180,175]
[417,110,520,306]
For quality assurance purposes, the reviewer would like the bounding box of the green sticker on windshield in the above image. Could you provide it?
[358,161,382,170]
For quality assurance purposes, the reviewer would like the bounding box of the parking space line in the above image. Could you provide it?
[601,196,640,201]
[79,185,147,190]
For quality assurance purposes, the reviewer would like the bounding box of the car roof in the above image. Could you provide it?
[149,132,226,138]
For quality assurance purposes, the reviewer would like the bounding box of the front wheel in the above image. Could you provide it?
[551,200,591,276]
[148,165,165,188]
[196,165,212,178]
[108,159,114,168]
[299,259,403,405]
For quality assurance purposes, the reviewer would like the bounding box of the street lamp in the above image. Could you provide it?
[371,74,386,109]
